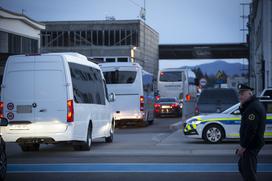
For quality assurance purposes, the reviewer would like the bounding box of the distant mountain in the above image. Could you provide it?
[182,61,248,76]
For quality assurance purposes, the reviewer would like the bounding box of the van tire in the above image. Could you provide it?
[105,121,114,143]
[19,143,40,152]
[73,124,92,151]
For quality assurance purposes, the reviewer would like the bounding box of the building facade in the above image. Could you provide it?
[40,20,159,76]
[0,7,45,83]
[248,0,272,94]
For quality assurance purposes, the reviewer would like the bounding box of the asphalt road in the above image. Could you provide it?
[5,117,272,181]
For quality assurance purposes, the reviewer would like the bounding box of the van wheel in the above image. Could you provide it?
[148,120,154,125]
[19,143,40,152]
[0,142,7,181]
[74,124,92,151]
[203,124,225,144]
[105,121,114,143]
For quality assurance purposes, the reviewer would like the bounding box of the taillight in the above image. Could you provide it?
[171,103,179,108]
[67,100,74,122]
[154,103,161,108]
[140,96,144,111]
[0,102,3,118]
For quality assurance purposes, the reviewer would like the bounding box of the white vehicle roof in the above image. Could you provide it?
[99,62,142,69]
[8,52,100,70]
[159,67,193,72]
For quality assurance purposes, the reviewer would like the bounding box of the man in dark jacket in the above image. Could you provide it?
[236,84,266,181]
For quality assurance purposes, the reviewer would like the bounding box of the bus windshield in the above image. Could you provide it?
[159,71,182,82]
[103,71,137,84]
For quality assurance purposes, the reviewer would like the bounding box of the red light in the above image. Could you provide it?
[140,96,144,111]
[171,103,179,108]
[154,103,161,108]
[186,94,191,101]
[0,102,4,118]
[160,72,164,76]
[155,96,160,101]
[67,100,74,122]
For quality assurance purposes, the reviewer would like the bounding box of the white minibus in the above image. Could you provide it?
[99,62,154,126]
[0,53,115,151]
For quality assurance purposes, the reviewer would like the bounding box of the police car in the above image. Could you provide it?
[183,100,272,143]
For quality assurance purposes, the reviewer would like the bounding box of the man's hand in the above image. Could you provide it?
[236,147,246,156]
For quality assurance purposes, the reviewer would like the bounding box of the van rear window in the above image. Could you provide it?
[159,71,183,82]
[103,71,137,84]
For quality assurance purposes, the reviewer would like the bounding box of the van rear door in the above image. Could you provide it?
[34,55,67,124]
[3,56,35,123]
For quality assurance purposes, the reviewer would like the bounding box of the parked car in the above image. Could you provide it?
[195,88,239,115]
[184,99,272,143]
[0,53,115,152]
[154,97,182,118]
[0,118,8,180]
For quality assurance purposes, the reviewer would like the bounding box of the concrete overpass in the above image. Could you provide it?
[159,43,249,59]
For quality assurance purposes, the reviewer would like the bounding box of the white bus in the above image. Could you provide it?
[157,68,197,100]
[99,62,154,126]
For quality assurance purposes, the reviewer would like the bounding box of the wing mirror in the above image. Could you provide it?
[108,92,116,102]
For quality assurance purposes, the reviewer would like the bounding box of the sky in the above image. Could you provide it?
[0,0,250,69]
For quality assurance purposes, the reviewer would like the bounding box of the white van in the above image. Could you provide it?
[157,68,197,100]
[0,53,115,151]
[99,62,154,126]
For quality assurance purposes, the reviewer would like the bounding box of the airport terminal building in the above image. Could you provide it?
[40,20,159,76]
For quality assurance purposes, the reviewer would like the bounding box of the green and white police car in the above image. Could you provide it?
[183,100,272,143]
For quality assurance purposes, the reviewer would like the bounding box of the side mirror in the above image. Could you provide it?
[232,110,240,115]
[108,92,116,102]
[0,118,8,126]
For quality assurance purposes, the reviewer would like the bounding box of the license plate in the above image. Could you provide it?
[162,105,170,108]
[16,105,32,113]
[9,124,29,130]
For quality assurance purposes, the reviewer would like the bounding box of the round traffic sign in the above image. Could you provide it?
[199,78,207,86]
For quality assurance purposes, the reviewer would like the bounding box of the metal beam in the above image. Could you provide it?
[159,43,249,59]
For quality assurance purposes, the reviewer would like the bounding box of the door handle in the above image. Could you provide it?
[39,109,47,112]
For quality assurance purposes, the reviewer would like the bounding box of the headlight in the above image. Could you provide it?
[191,120,202,125]
[186,118,198,123]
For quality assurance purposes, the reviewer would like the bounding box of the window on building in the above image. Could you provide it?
[8,33,21,54]
[57,32,63,47]
[70,31,75,46]
[98,30,103,45]
[87,31,92,45]
[121,30,126,45]
[52,32,57,47]
[105,58,116,62]
[132,30,138,47]
[110,30,114,46]
[93,30,97,45]
[63,32,69,47]
[81,31,86,46]
[117,58,128,62]
[75,31,81,46]
[126,30,131,45]
[115,30,120,45]
[104,30,109,46]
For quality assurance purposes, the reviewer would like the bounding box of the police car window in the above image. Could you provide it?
[266,102,272,114]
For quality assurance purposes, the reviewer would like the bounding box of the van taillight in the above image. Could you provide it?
[0,102,3,118]
[67,100,74,122]
[140,96,144,111]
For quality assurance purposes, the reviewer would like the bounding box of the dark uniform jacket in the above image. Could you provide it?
[239,95,266,150]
